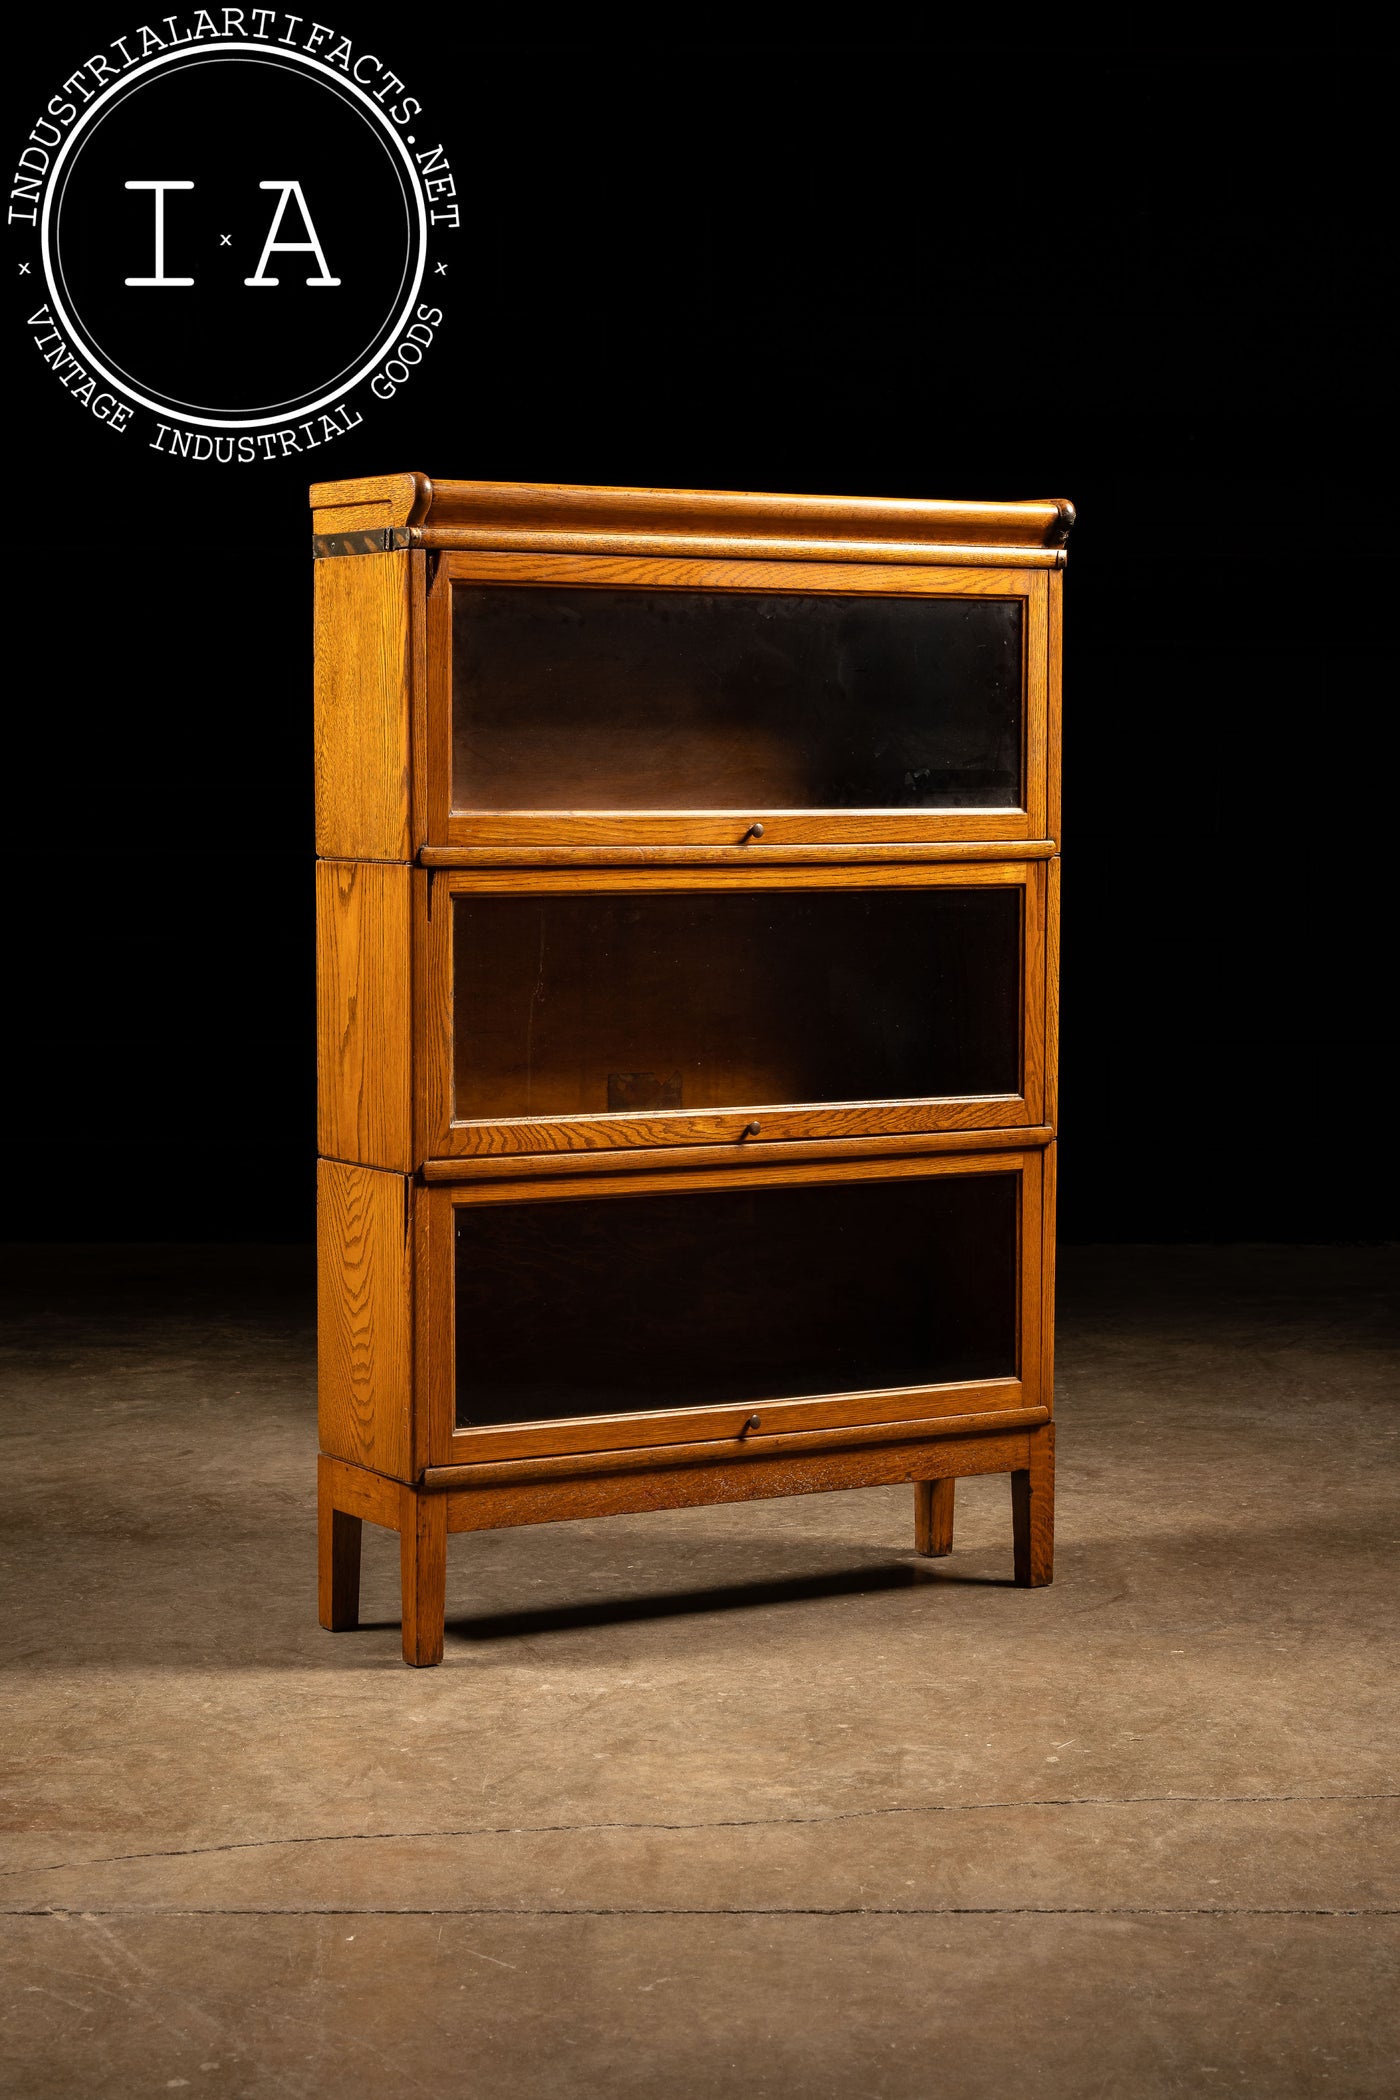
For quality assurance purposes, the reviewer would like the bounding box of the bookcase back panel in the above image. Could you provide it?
[453,1172,1018,1430]
[452,886,1021,1121]
[451,585,1023,813]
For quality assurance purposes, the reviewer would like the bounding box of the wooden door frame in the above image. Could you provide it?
[424,552,1049,848]
[420,1143,1052,1470]
[416,859,1048,1163]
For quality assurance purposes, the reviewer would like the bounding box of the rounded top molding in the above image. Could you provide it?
[309,474,1077,566]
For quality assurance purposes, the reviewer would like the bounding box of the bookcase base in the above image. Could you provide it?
[318,1426,1055,1668]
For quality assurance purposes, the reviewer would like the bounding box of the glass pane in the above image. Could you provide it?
[452,586,1023,810]
[454,1173,1018,1428]
[454,887,1021,1120]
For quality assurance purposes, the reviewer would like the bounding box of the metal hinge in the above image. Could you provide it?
[311,527,414,559]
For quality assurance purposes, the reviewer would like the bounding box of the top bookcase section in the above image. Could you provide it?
[311,476,1072,857]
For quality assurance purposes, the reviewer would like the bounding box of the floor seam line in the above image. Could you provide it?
[6,1790,1399,1879]
[6,1904,1399,1920]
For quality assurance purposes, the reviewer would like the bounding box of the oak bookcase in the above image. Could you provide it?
[313,474,1071,1664]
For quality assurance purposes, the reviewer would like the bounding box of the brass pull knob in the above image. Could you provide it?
[740,1413,762,1437]
[742,1120,761,1138]
[741,822,765,842]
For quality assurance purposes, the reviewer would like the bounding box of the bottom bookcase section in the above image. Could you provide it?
[319,1420,1057,1666]
[423,1145,1054,1466]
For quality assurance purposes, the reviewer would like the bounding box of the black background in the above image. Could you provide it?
[3,26,1393,1242]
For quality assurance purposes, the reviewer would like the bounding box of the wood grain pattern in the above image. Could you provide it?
[314,551,413,861]
[316,859,412,1171]
[424,1151,1046,1468]
[417,858,454,1166]
[316,1453,445,1666]
[441,1145,1028,1210]
[317,1160,414,1480]
[1046,568,1063,846]
[421,860,1044,1159]
[422,1153,457,1471]
[317,1454,362,1630]
[914,1477,956,1557]
[409,549,430,855]
[424,549,454,846]
[430,861,1036,897]
[311,477,1072,558]
[313,476,1065,1656]
[440,553,1034,596]
[1012,1424,1055,1586]
[310,471,431,531]
[317,1451,406,1529]
[1040,1140,1058,1412]
[410,1134,433,1480]
[316,1412,1051,1665]
[424,531,1061,568]
[423,1125,1056,1183]
[443,1099,1034,1161]
[400,1490,447,1666]
[1018,1147,1045,1407]
[435,534,1057,568]
[445,1430,1034,1534]
[314,501,393,535]
[1021,857,1047,1125]
[418,841,1059,867]
[436,1388,1037,1472]
[431,552,1040,850]
[445,812,1040,849]
[1024,571,1050,840]
[1045,855,1061,1132]
[427,1405,1048,1488]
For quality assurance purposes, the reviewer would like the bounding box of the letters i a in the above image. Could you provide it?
[124,180,340,286]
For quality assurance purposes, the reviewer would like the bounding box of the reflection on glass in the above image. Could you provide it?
[452,586,1023,810]
[454,1173,1019,1428]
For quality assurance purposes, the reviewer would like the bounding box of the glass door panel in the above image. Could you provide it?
[454,1172,1019,1429]
[452,585,1023,813]
[453,886,1022,1123]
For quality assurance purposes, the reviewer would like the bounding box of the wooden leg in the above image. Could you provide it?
[400,1488,448,1667]
[318,1456,362,1631]
[914,1476,955,1556]
[1012,1424,1055,1587]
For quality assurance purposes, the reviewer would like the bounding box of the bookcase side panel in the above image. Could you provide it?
[316,859,413,1172]
[314,551,413,860]
[317,1159,415,1481]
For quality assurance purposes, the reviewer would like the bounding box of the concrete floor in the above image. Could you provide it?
[1,1242,1396,2099]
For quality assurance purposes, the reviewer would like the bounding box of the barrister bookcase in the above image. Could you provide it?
[313,474,1071,1664]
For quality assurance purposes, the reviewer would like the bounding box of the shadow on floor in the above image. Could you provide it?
[425,1559,1012,1643]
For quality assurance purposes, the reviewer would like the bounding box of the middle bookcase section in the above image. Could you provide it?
[422,863,1048,1160]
